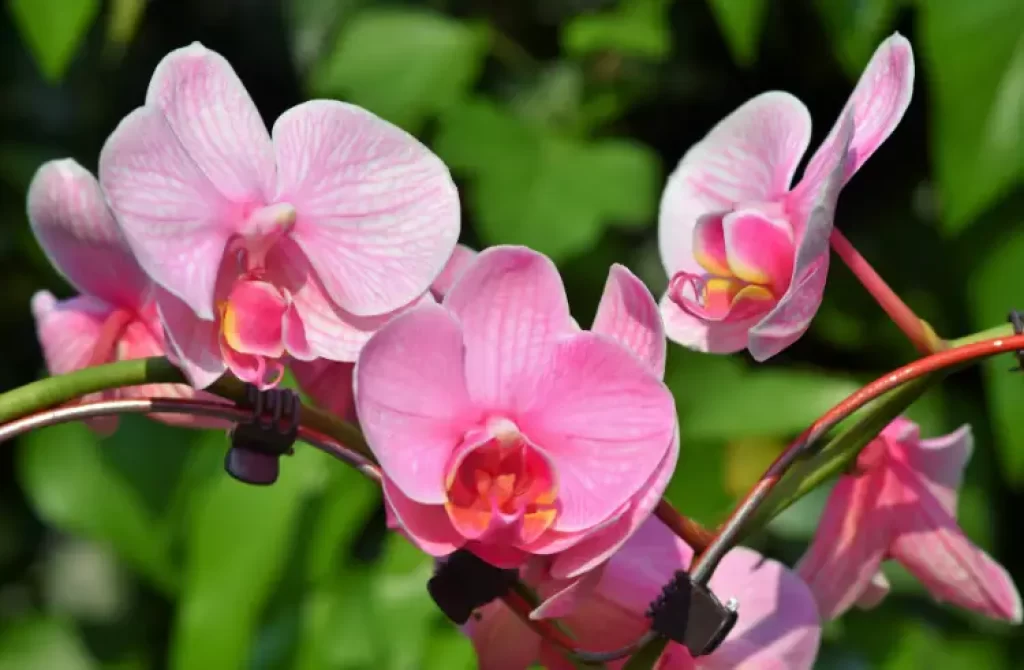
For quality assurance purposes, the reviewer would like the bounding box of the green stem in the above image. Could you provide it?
[621,636,669,670]
[0,356,371,460]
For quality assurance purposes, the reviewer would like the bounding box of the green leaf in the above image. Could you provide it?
[435,99,660,261]
[0,618,96,670]
[17,422,177,592]
[622,636,668,670]
[292,571,379,670]
[305,466,379,585]
[921,0,1024,232]
[968,230,1024,483]
[309,9,490,132]
[169,438,323,670]
[9,0,100,82]
[706,0,769,67]
[811,0,898,77]
[665,349,861,442]
[105,0,147,50]
[370,536,441,670]
[562,0,671,60]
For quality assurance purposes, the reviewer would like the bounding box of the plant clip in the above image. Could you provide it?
[224,385,301,485]
[646,570,738,657]
[427,549,519,625]
[1008,310,1024,372]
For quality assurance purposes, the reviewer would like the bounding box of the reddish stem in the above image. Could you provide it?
[830,228,942,354]
[655,499,715,551]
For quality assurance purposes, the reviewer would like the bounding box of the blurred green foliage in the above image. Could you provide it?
[0,0,1021,668]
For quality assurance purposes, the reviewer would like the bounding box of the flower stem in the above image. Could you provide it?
[688,331,1024,585]
[0,356,371,459]
[830,228,944,354]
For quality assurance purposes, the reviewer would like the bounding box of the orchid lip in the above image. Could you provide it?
[443,420,560,546]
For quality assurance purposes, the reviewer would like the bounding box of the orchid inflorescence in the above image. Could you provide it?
[4,32,1022,669]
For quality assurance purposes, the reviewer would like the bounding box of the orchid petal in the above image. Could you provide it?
[721,209,795,295]
[443,246,575,410]
[355,304,478,504]
[703,546,821,670]
[273,100,459,316]
[32,291,114,376]
[659,91,812,277]
[155,287,226,389]
[800,33,914,189]
[31,292,118,434]
[890,469,1023,623]
[463,601,542,670]
[271,239,429,362]
[530,565,606,620]
[222,280,286,358]
[519,332,675,533]
[547,427,679,579]
[854,571,891,610]
[431,244,478,301]
[905,424,973,516]
[691,214,730,276]
[796,474,890,620]
[27,160,149,308]
[659,293,754,354]
[291,360,356,421]
[145,42,275,203]
[99,107,233,320]
[748,114,854,361]
[382,476,464,556]
[592,264,666,377]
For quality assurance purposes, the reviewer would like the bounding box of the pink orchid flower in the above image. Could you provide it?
[798,417,1022,623]
[658,33,914,360]
[355,246,678,576]
[465,516,821,669]
[295,244,479,421]
[28,159,220,433]
[98,43,459,390]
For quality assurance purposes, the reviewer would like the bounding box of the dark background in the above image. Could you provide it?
[0,0,1021,667]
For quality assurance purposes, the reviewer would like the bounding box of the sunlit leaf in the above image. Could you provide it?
[968,229,1024,483]
[9,0,99,82]
[17,422,176,592]
[665,349,861,442]
[0,617,96,670]
[562,0,671,60]
[706,0,769,67]
[435,99,659,261]
[105,0,146,50]
[921,0,1024,231]
[371,536,440,670]
[305,466,379,585]
[169,439,324,670]
[309,8,489,132]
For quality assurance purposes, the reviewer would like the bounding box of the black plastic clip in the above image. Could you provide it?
[427,549,519,625]
[1009,310,1024,372]
[224,385,300,485]
[646,570,739,657]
